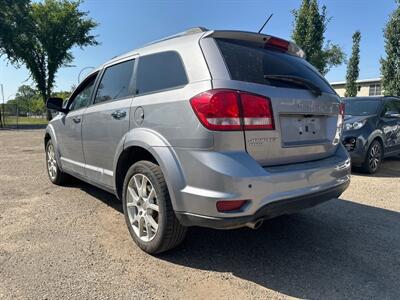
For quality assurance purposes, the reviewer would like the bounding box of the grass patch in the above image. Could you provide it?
[4,116,48,125]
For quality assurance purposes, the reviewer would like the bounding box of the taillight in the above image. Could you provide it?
[339,102,345,117]
[333,102,345,145]
[263,35,306,58]
[265,36,290,52]
[241,93,275,130]
[338,102,345,128]
[190,89,274,131]
[189,90,241,131]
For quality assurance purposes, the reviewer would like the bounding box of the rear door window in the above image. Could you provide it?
[94,59,135,104]
[216,38,335,94]
[382,100,400,115]
[136,51,188,95]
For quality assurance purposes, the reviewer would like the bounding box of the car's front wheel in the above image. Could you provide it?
[46,139,69,185]
[361,140,383,174]
[122,161,187,254]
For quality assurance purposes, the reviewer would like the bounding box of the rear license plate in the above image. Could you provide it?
[279,114,329,146]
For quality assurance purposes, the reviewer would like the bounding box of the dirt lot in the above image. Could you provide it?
[0,129,399,299]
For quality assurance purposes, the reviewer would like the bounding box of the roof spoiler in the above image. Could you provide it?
[201,30,305,58]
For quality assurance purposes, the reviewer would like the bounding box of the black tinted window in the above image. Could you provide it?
[94,60,134,104]
[69,75,97,111]
[216,39,334,94]
[136,51,188,95]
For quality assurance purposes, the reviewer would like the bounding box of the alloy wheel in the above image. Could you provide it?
[126,174,159,242]
[368,143,381,172]
[47,144,58,180]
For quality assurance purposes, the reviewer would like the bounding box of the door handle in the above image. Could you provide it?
[72,116,81,124]
[111,110,127,120]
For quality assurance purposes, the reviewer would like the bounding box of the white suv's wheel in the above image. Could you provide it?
[45,140,68,185]
[122,161,187,254]
[126,173,160,242]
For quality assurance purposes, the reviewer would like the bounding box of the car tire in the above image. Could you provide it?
[361,140,383,174]
[45,139,69,185]
[122,160,187,254]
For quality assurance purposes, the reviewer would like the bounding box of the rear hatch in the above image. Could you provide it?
[205,31,342,166]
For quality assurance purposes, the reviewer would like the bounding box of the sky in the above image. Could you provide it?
[0,0,397,100]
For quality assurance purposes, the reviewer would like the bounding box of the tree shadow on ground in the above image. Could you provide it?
[63,178,123,213]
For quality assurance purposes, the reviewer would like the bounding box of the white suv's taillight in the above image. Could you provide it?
[190,89,274,131]
[333,102,345,145]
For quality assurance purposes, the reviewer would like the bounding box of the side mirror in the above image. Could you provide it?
[384,111,400,118]
[46,97,68,113]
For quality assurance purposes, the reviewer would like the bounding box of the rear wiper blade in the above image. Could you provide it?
[263,75,322,96]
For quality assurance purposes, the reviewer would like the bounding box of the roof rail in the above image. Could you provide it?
[145,27,209,46]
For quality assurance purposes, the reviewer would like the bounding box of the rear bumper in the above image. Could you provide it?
[171,144,351,229]
[176,180,349,229]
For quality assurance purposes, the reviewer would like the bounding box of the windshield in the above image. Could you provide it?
[344,100,381,116]
[215,38,335,94]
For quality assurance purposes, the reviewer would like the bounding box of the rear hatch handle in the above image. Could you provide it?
[263,75,322,97]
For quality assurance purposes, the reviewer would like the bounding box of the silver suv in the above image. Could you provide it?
[45,28,351,254]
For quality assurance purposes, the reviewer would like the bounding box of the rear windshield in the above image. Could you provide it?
[344,100,381,116]
[216,38,335,94]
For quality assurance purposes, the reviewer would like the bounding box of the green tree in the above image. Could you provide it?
[345,31,362,97]
[292,0,345,75]
[7,86,69,116]
[30,95,46,116]
[381,1,400,96]
[14,85,37,114]
[5,99,18,116]
[52,90,72,101]
[0,0,98,119]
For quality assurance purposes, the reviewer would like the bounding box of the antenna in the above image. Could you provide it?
[258,13,273,34]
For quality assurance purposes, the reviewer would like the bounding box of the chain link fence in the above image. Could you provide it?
[0,103,47,129]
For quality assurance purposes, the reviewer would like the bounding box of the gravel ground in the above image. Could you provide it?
[0,129,399,299]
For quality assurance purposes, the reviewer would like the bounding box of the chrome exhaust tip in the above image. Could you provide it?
[246,219,263,230]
